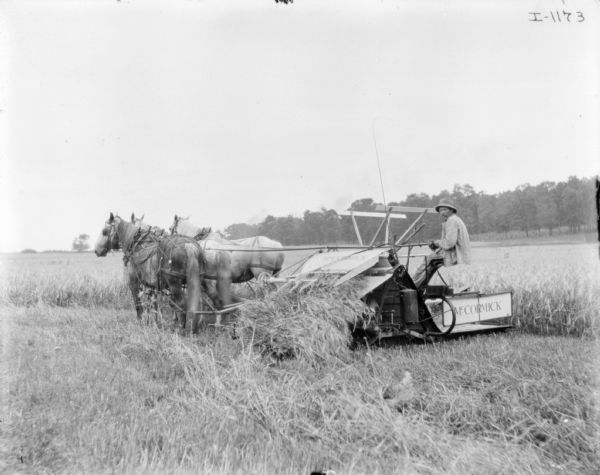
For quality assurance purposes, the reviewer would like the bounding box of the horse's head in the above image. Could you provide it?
[169,214,189,235]
[94,212,121,257]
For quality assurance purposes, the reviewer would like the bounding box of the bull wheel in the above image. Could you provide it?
[420,295,457,337]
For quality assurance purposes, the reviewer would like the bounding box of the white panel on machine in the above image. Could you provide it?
[443,292,513,326]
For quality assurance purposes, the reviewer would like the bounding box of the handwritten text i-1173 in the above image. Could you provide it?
[529,10,585,23]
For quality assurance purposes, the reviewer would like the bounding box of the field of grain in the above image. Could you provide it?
[1,243,598,474]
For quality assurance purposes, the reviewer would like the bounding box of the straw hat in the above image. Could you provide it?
[434,200,457,213]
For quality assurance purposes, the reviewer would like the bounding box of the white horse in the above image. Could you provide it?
[170,215,285,283]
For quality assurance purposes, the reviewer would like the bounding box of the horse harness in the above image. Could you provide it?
[122,227,158,266]
[120,225,197,288]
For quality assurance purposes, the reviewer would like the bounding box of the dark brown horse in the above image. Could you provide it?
[94,213,208,333]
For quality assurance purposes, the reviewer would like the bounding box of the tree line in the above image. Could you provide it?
[223,176,597,245]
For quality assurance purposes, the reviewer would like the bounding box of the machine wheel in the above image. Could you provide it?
[420,295,457,337]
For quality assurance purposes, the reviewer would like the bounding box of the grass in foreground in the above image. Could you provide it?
[2,304,598,474]
[1,245,598,473]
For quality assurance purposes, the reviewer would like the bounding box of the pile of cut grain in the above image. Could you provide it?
[235,277,368,364]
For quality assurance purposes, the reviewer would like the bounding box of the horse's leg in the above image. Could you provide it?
[168,280,186,331]
[186,252,203,334]
[202,280,221,308]
[217,255,232,307]
[127,270,143,321]
[274,252,284,276]
[150,289,161,326]
[215,254,232,325]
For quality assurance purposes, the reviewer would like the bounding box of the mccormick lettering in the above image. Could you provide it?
[455,301,503,316]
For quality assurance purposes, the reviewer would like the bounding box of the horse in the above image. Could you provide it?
[170,215,285,283]
[94,212,210,333]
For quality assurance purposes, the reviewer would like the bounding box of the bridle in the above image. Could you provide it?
[103,217,121,251]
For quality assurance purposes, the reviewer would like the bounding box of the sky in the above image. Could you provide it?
[1,0,598,252]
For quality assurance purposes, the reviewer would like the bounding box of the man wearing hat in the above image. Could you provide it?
[429,200,471,266]
[412,200,471,287]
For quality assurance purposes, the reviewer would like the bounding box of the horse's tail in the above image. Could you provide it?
[184,242,203,333]
[273,250,285,275]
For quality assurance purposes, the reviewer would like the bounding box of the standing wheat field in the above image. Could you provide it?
[1,243,598,474]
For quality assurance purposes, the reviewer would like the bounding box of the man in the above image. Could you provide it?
[412,200,471,287]
[429,200,471,266]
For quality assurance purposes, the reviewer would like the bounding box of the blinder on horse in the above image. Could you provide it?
[104,219,120,252]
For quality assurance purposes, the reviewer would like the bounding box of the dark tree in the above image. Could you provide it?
[220,176,596,245]
[511,184,538,236]
[402,192,432,208]
[534,181,559,235]
[478,193,498,234]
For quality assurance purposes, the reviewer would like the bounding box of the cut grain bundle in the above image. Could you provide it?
[235,277,368,365]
